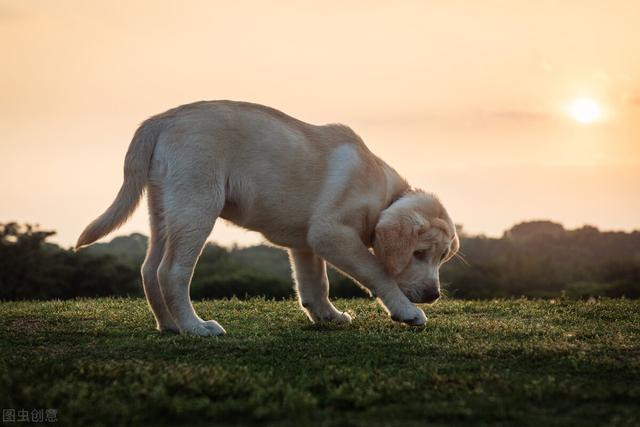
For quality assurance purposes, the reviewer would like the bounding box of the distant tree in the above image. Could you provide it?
[83,233,149,265]
[445,221,640,299]
[0,223,140,300]
[1,221,639,300]
[0,223,56,299]
[504,220,565,241]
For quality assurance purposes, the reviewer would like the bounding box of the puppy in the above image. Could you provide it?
[76,101,459,336]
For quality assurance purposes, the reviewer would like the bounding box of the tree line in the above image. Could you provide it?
[1,221,638,300]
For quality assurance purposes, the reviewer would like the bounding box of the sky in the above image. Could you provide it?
[1,0,639,248]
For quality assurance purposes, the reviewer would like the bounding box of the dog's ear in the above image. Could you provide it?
[374,212,427,276]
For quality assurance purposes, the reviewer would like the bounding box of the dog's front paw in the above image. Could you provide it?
[389,303,427,326]
[180,320,226,337]
[324,310,352,324]
[311,309,353,324]
[302,302,353,325]
[201,320,226,335]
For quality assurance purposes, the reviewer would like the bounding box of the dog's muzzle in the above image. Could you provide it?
[410,288,440,304]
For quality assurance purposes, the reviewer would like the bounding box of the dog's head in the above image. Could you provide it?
[373,190,459,304]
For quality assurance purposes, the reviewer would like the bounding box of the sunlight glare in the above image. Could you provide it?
[569,98,602,124]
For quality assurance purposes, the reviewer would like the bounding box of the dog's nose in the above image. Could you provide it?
[420,288,440,304]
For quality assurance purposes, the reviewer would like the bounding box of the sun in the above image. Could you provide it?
[569,97,602,124]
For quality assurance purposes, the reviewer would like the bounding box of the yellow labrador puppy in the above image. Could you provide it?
[77,101,459,336]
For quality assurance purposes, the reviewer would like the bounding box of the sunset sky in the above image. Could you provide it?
[2,1,639,248]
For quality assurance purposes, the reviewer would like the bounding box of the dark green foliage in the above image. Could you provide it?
[192,272,293,300]
[0,223,371,301]
[228,244,293,282]
[443,221,640,299]
[0,298,638,426]
[0,223,140,300]
[83,233,149,264]
[1,221,639,301]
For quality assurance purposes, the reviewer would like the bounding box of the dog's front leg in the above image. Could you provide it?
[289,248,352,324]
[307,225,427,326]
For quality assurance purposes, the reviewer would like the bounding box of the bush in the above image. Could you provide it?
[1,221,639,300]
[0,223,140,300]
[191,272,293,300]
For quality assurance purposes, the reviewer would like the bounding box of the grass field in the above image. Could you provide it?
[1,298,639,426]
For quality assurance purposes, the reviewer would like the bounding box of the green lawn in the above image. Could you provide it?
[1,298,639,426]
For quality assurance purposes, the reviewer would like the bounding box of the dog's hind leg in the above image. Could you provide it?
[157,176,226,337]
[289,248,352,324]
[141,186,179,333]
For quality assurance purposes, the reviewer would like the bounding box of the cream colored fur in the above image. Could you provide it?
[76,101,458,336]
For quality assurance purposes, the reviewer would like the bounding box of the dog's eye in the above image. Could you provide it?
[413,250,427,260]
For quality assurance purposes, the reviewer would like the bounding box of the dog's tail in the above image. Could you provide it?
[75,119,161,250]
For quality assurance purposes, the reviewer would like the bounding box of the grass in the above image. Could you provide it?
[0,298,639,427]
